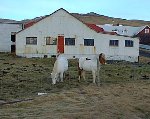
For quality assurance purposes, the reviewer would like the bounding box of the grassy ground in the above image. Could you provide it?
[0,52,150,119]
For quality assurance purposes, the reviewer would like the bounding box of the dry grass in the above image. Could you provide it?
[72,13,150,26]
[1,82,150,119]
[0,53,150,119]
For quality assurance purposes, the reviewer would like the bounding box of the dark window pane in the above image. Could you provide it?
[26,37,37,45]
[109,40,119,46]
[65,38,75,45]
[84,39,94,46]
[125,40,133,47]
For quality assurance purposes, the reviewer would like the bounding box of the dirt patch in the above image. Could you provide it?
[1,82,150,119]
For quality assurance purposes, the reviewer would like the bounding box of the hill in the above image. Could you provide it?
[0,12,150,26]
[72,12,150,26]
[0,18,18,23]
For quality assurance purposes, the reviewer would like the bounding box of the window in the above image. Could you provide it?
[11,32,16,42]
[145,29,149,34]
[125,40,133,47]
[84,39,94,46]
[26,37,37,45]
[109,40,119,46]
[65,38,75,45]
[46,37,57,45]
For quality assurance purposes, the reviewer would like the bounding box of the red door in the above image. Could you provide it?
[57,36,64,53]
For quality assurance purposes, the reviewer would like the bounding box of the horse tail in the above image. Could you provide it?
[77,61,83,81]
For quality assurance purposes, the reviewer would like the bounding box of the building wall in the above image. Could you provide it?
[16,9,97,56]
[0,23,22,52]
[96,34,139,62]
[16,9,139,62]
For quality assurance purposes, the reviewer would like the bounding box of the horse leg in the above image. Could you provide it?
[55,73,59,82]
[78,70,86,81]
[92,71,96,83]
[78,75,81,82]
[60,72,64,82]
[78,69,82,82]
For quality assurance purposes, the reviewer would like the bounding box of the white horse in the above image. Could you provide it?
[78,53,106,83]
[51,55,68,84]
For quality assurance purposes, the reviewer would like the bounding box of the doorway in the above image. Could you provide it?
[57,35,64,53]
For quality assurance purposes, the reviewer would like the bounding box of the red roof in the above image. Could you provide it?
[24,21,37,29]
[85,23,104,33]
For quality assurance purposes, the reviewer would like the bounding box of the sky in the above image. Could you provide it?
[0,0,150,21]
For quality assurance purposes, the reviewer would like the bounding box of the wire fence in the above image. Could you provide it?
[48,53,149,85]
[66,58,150,85]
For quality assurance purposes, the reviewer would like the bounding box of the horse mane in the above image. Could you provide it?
[99,53,106,64]
[52,59,58,74]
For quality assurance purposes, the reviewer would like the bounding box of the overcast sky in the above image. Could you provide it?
[0,0,150,21]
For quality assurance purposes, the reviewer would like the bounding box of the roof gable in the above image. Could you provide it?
[18,8,98,34]
[136,25,150,35]
[18,8,118,35]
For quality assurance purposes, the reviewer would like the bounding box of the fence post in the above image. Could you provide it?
[97,58,100,86]
[132,63,138,81]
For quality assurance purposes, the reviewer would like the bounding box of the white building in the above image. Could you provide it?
[0,23,23,52]
[16,8,139,62]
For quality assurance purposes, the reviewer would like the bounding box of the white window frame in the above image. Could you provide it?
[145,29,149,34]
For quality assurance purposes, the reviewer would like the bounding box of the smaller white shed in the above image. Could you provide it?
[0,23,23,52]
